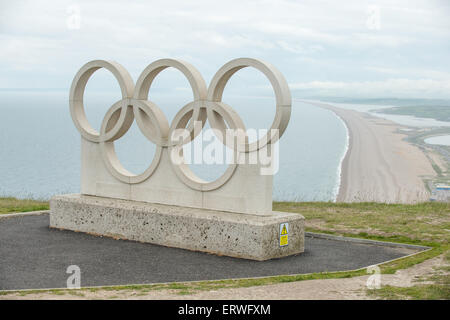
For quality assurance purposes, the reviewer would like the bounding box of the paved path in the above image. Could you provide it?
[0,215,417,290]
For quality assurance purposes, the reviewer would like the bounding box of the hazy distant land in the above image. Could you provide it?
[316,97,450,122]
[372,105,450,122]
[317,97,450,108]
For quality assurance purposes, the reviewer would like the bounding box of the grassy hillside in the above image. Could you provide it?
[2,198,448,244]
[274,201,450,244]
[274,201,450,300]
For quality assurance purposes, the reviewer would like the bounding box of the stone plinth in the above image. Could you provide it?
[50,194,305,261]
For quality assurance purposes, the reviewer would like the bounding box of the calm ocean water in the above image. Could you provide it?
[0,90,347,201]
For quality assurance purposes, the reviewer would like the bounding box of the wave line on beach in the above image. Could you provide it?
[295,99,350,202]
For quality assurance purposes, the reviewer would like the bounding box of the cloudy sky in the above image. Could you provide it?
[1,0,450,98]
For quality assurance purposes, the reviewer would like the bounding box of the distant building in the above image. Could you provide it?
[430,185,450,202]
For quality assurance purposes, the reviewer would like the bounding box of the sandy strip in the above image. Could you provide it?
[309,102,435,203]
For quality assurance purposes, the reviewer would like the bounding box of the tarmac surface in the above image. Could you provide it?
[0,214,420,290]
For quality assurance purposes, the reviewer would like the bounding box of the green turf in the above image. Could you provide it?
[0,197,49,214]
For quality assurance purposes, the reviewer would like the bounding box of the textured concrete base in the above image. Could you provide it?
[50,194,305,261]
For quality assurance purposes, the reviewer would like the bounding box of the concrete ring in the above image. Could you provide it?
[99,99,163,184]
[133,99,170,147]
[207,58,291,152]
[69,60,134,143]
[134,59,208,146]
[168,100,207,146]
[168,101,242,191]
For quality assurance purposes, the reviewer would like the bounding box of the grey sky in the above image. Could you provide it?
[1,0,449,98]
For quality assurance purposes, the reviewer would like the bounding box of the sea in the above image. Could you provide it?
[0,89,349,201]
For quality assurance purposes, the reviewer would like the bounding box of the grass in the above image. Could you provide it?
[367,283,450,300]
[274,201,450,244]
[367,251,450,300]
[0,197,49,214]
[1,198,449,299]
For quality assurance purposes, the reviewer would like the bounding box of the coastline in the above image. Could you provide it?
[330,108,350,202]
[326,106,351,202]
[307,101,435,203]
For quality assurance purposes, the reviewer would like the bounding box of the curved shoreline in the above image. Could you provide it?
[328,108,350,202]
[306,101,351,201]
[305,101,435,203]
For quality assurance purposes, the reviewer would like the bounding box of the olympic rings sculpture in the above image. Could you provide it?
[69,58,291,191]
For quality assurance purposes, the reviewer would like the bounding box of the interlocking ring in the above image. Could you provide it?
[69,58,291,190]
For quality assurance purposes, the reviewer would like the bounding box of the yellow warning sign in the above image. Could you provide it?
[280,235,288,246]
[279,222,289,246]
